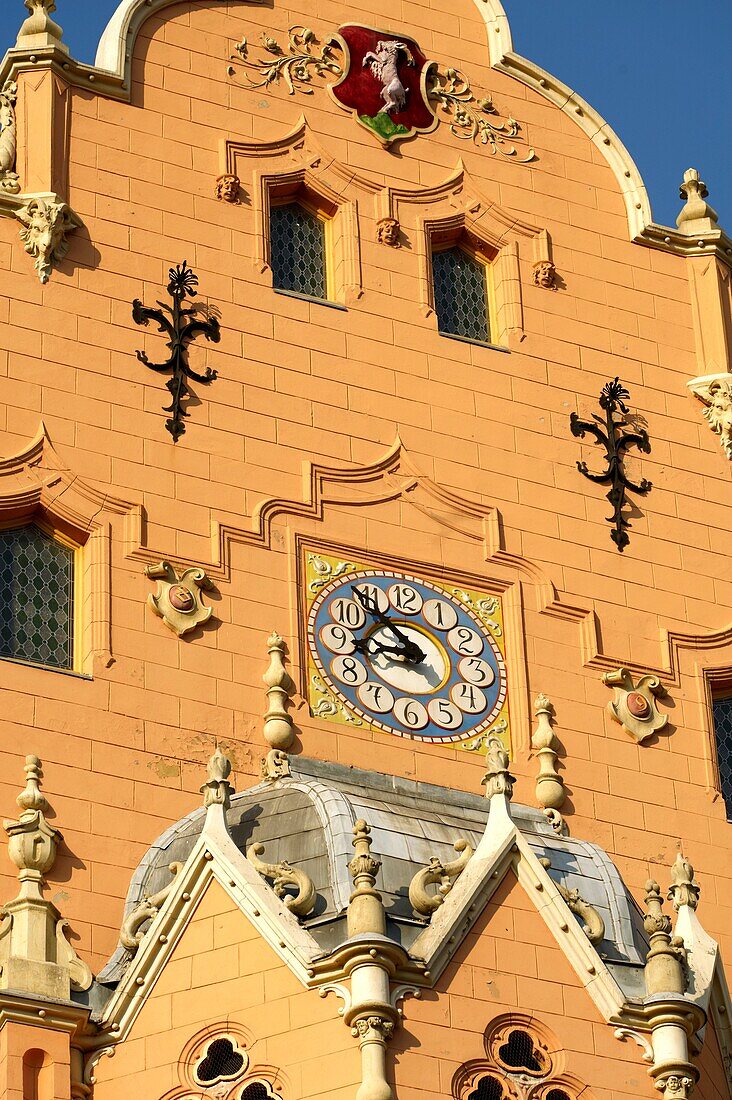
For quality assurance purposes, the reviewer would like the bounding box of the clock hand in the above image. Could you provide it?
[351,587,426,664]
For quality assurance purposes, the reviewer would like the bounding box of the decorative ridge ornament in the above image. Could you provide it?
[531,693,565,833]
[201,746,235,810]
[570,377,652,551]
[263,631,296,750]
[408,840,473,917]
[668,852,700,912]
[119,861,183,952]
[15,0,67,50]
[132,262,220,441]
[246,842,317,918]
[538,858,605,944]
[227,24,534,159]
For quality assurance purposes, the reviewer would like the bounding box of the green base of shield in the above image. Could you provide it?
[359,113,410,142]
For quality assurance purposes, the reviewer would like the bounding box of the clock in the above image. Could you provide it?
[305,554,509,747]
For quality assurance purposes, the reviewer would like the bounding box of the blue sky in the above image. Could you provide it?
[13,1,732,228]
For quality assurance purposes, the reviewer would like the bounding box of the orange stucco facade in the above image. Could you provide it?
[0,2,731,1100]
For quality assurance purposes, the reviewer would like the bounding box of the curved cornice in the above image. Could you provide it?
[88,0,651,240]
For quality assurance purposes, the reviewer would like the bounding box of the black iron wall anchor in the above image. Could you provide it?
[570,377,651,552]
[132,261,220,441]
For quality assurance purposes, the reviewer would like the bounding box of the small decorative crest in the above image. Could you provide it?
[145,560,214,636]
[603,667,667,743]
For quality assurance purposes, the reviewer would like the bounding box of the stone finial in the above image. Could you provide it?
[676,169,719,235]
[0,756,92,997]
[15,0,67,50]
[668,852,700,912]
[482,734,515,801]
[531,694,565,830]
[263,631,295,750]
[200,746,234,810]
[347,820,385,937]
[643,879,687,996]
[603,667,668,743]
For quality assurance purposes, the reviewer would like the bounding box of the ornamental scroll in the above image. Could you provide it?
[227,24,534,160]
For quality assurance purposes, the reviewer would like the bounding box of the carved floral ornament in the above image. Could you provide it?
[227,25,535,160]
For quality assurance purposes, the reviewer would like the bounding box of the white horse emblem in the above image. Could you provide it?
[362,39,414,114]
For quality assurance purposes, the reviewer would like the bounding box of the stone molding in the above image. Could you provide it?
[0,421,138,670]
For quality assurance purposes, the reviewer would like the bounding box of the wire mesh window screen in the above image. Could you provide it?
[195,1038,246,1084]
[241,1083,274,1100]
[433,246,490,344]
[0,525,74,670]
[467,1077,504,1100]
[498,1030,543,1073]
[712,695,732,818]
[270,202,327,299]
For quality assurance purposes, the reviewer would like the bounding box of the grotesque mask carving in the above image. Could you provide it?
[532,259,557,290]
[15,198,82,283]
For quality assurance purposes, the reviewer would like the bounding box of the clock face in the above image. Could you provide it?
[306,563,508,745]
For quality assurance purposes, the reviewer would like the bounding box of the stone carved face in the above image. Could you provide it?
[216,174,241,203]
[376,217,400,246]
[16,198,79,283]
[532,260,556,289]
[702,380,732,458]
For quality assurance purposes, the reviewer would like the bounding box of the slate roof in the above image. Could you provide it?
[94,755,648,997]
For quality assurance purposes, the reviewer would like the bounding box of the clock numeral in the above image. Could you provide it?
[387,584,423,615]
[458,656,495,687]
[423,598,458,631]
[450,681,488,715]
[320,623,356,655]
[331,655,368,686]
[352,583,389,614]
[330,597,366,629]
[427,697,463,730]
[357,681,395,714]
[447,626,484,656]
[393,697,429,730]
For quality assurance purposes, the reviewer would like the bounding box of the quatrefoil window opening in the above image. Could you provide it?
[194,1037,248,1087]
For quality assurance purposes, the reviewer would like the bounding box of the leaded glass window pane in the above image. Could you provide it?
[433,246,490,344]
[712,696,732,818]
[270,202,327,299]
[0,525,74,670]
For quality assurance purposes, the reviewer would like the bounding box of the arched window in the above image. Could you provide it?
[712,695,732,818]
[0,524,75,670]
[432,245,491,345]
[270,201,328,300]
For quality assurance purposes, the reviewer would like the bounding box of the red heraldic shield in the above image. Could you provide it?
[330,24,436,144]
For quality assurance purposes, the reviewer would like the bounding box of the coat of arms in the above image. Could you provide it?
[329,25,436,145]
